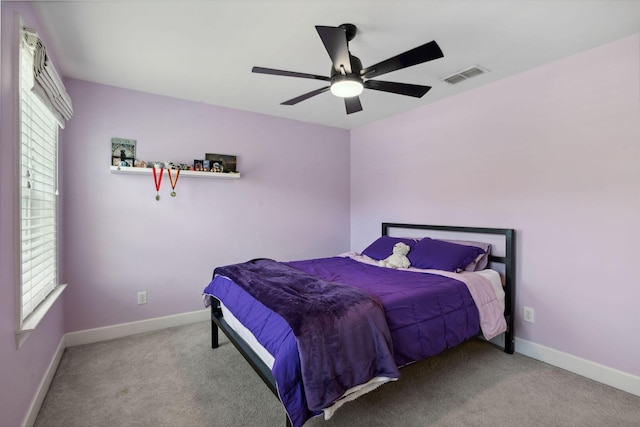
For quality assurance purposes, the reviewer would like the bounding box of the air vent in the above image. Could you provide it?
[443,65,488,85]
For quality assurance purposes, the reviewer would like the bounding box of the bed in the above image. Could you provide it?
[203,223,515,427]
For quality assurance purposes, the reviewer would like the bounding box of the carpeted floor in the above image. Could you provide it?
[35,321,640,427]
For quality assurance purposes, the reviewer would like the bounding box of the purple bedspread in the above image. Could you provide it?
[204,256,481,427]
[288,257,480,366]
[213,259,399,412]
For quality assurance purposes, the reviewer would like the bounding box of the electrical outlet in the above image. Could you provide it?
[137,291,147,305]
[523,306,535,323]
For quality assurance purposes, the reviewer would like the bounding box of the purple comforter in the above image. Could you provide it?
[213,259,399,412]
[288,257,481,366]
[204,256,483,427]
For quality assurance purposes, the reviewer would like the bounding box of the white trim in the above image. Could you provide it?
[16,284,67,348]
[21,335,65,427]
[65,309,209,347]
[14,12,24,354]
[515,337,640,397]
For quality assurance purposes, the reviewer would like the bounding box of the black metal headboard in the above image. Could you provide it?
[382,223,515,354]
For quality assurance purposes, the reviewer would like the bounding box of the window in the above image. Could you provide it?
[17,29,65,341]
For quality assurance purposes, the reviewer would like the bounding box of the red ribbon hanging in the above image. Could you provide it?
[153,167,164,201]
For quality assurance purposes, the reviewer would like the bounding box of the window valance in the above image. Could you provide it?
[23,27,73,128]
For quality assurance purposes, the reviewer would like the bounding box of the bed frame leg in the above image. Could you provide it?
[212,319,219,348]
[504,314,515,354]
[505,323,515,354]
[211,299,222,349]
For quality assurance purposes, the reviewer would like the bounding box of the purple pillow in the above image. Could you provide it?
[361,236,417,261]
[442,239,491,271]
[408,238,486,272]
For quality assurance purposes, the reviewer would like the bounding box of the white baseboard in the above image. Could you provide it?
[22,336,65,427]
[515,337,640,397]
[65,309,209,347]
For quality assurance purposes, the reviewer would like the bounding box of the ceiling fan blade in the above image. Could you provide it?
[315,26,352,74]
[281,86,331,105]
[344,96,363,114]
[361,40,443,79]
[364,80,432,98]
[252,66,330,81]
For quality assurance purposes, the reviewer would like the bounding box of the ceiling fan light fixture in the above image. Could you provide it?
[252,24,444,114]
[330,75,364,98]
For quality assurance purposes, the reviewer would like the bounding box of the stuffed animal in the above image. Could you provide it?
[379,242,411,269]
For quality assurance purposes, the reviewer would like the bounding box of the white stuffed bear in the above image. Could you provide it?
[379,242,411,269]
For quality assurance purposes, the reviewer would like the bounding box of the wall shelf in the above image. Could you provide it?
[110,166,240,179]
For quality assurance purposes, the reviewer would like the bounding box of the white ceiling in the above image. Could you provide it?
[31,0,640,130]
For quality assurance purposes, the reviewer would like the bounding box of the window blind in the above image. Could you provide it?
[19,36,60,322]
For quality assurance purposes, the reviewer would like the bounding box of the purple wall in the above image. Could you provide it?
[0,3,67,426]
[351,34,640,377]
[60,79,351,332]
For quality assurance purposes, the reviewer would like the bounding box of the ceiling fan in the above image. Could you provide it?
[252,23,444,114]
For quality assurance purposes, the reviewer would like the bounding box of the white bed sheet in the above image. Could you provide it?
[220,304,275,369]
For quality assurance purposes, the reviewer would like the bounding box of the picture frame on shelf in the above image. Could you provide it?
[111,138,136,167]
[205,153,237,173]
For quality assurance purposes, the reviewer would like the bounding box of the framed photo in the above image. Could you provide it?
[111,138,136,167]
[205,153,237,173]
[193,159,204,171]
